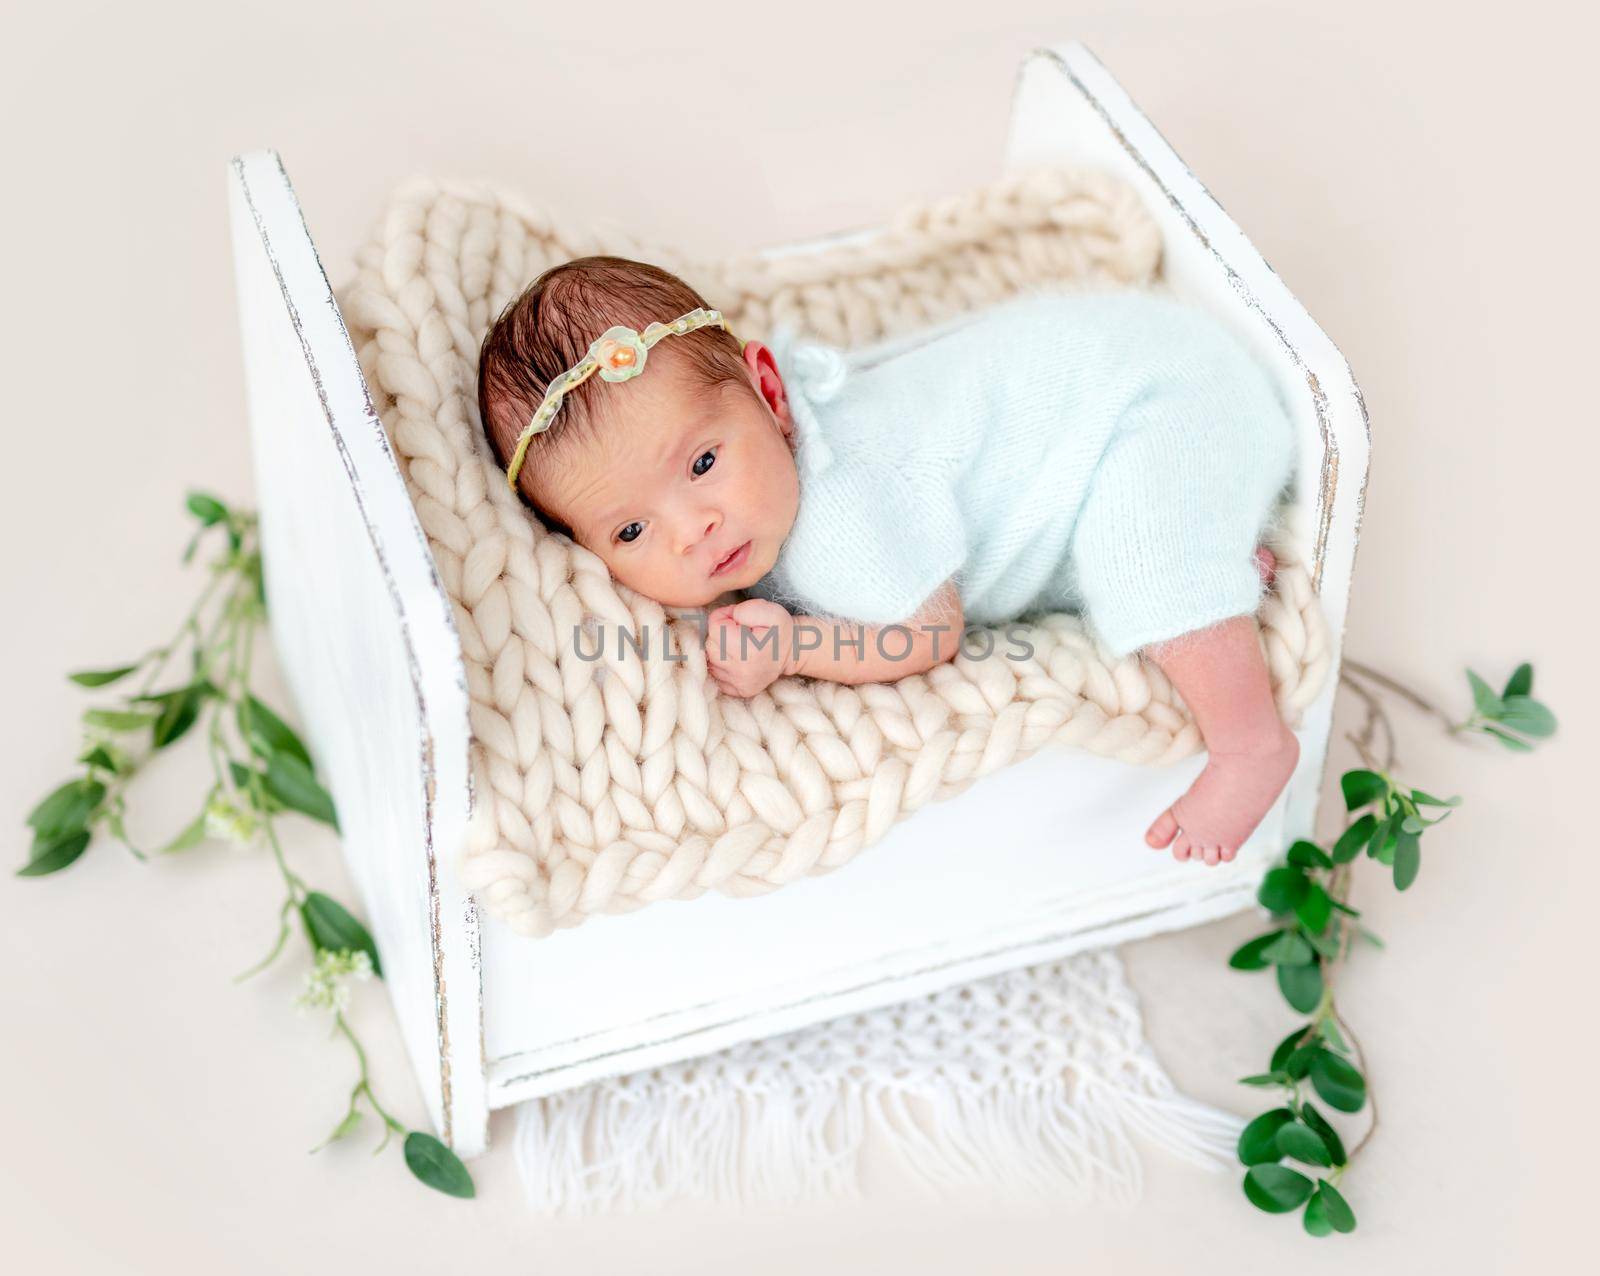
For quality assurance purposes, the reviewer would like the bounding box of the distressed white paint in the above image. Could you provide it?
[227,40,1367,1156]
[227,154,486,1154]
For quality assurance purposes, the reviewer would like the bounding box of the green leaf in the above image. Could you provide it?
[149,683,211,749]
[83,707,159,732]
[157,808,210,854]
[1277,961,1324,1014]
[1304,924,1343,960]
[237,695,312,768]
[1366,812,1397,861]
[1466,669,1504,717]
[1258,867,1309,914]
[1400,814,1425,834]
[1237,1108,1295,1165]
[1502,663,1533,699]
[1303,1189,1334,1237]
[1318,1179,1357,1232]
[68,664,140,688]
[300,892,382,978]
[1410,789,1461,809]
[265,751,339,830]
[1228,932,1283,971]
[1329,897,1361,918]
[1286,840,1333,870]
[1238,1072,1292,1087]
[186,491,229,526]
[1392,830,1422,892]
[1366,815,1397,864]
[1340,769,1386,811]
[1242,1164,1315,1213]
[1332,813,1376,864]
[229,762,285,812]
[1260,931,1315,966]
[129,679,220,707]
[79,745,122,773]
[403,1132,475,1199]
[27,778,106,840]
[311,1109,363,1154]
[1300,1102,1347,1166]
[1284,1044,1319,1080]
[1309,1049,1366,1113]
[1482,724,1534,752]
[1270,1027,1313,1073]
[1497,696,1557,738]
[233,901,295,983]
[1276,1121,1333,1167]
[1296,883,1334,935]
[18,829,92,877]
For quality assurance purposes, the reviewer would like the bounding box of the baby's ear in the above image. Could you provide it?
[743,341,793,435]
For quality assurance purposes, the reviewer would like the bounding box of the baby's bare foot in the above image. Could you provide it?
[1144,724,1300,866]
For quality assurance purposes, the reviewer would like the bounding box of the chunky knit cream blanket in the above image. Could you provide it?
[337,167,1331,939]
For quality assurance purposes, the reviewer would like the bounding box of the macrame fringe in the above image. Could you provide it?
[514,1057,1243,1214]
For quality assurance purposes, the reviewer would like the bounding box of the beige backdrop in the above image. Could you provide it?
[2,1,1594,1271]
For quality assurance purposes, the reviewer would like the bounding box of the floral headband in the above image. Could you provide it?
[503,306,744,491]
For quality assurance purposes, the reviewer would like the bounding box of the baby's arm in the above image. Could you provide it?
[787,579,964,685]
[706,582,963,698]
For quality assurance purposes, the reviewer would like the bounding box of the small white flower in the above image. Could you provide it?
[294,948,374,1015]
[203,791,261,847]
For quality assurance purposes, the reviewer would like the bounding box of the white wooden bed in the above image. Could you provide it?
[226,41,1368,1158]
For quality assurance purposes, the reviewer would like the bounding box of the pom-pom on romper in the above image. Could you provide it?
[743,289,1298,661]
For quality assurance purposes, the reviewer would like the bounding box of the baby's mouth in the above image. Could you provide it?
[711,541,751,577]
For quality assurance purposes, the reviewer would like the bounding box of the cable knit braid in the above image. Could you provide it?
[336,167,1331,939]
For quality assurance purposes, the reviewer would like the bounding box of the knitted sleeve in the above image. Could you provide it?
[761,454,967,628]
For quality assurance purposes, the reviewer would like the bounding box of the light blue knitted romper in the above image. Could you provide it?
[743,288,1297,660]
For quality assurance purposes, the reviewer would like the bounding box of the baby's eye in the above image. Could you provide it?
[692,448,717,477]
[617,522,644,544]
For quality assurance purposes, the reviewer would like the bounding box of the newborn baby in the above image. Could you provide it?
[477,255,1301,867]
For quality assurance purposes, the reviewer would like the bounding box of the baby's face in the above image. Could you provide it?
[547,341,800,610]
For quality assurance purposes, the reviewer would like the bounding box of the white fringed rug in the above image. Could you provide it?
[514,947,1243,1213]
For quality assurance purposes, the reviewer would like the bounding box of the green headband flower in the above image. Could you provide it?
[589,326,650,382]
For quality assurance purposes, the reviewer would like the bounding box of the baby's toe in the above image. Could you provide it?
[1201,844,1221,866]
[1171,832,1193,862]
[1147,808,1180,849]
[1220,843,1239,863]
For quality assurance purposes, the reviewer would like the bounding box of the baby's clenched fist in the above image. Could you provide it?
[705,599,798,698]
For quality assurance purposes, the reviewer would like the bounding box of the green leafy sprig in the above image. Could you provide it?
[21,492,475,1201]
[1228,658,1556,1236]
[1460,664,1556,751]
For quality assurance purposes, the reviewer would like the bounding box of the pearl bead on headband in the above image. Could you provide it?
[503,306,745,492]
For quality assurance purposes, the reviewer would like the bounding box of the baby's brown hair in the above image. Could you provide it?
[477,255,751,540]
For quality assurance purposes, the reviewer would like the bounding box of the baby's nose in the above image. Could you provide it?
[679,513,720,555]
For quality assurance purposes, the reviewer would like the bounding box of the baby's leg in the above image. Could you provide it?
[1142,613,1299,865]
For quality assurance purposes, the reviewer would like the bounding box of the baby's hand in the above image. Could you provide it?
[705,599,797,699]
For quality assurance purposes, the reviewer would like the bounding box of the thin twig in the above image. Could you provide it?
[1337,667,1399,772]
[1341,658,1456,731]
[1334,1004,1381,1160]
